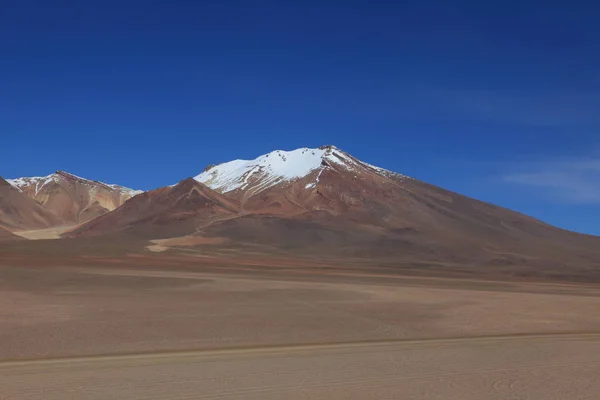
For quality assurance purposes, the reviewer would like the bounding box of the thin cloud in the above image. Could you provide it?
[424,89,600,127]
[503,157,600,204]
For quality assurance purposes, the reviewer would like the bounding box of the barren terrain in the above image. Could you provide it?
[2,263,600,399]
[14,226,73,240]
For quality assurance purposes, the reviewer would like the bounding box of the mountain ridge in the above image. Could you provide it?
[8,171,142,197]
[0,176,60,231]
[194,145,409,199]
[6,171,142,227]
[66,178,241,239]
[60,145,600,273]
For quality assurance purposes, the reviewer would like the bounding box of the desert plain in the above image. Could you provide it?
[2,260,600,399]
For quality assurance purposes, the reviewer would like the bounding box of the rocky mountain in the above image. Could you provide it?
[7,171,142,225]
[64,146,600,270]
[195,145,405,202]
[67,178,240,239]
[195,145,413,216]
[0,177,60,231]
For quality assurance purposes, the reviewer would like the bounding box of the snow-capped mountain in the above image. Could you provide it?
[195,145,407,197]
[0,177,60,231]
[7,171,142,225]
[63,144,600,275]
[71,145,417,238]
[8,171,142,198]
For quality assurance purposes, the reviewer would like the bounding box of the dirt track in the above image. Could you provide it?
[3,333,600,399]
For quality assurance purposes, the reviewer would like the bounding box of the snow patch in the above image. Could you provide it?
[195,147,329,194]
[7,173,142,196]
[362,161,410,180]
[7,175,60,195]
[107,184,144,197]
[193,145,408,195]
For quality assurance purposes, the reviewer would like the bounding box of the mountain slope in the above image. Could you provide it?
[194,146,600,266]
[0,226,22,241]
[7,171,142,225]
[0,177,60,231]
[66,145,600,271]
[66,178,240,239]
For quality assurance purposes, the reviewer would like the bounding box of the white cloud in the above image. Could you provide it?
[503,157,600,204]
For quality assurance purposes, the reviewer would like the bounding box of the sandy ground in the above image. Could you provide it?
[147,235,228,252]
[14,226,73,240]
[3,334,600,399]
[2,264,600,399]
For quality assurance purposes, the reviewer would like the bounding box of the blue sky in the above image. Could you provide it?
[1,1,599,234]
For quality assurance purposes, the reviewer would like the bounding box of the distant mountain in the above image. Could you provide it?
[7,171,142,225]
[65,146,600,270]
[0,177,59,231]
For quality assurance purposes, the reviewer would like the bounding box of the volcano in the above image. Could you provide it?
[63,146,600,271]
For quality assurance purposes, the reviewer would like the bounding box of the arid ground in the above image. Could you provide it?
[2,263,600,399]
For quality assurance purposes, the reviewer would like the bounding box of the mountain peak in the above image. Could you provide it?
[8,171,142,196]
[193,145,405,196]
[195,147,333,194]
[5,171,143,226]
[318,144,340,151]
[55,170,90,181]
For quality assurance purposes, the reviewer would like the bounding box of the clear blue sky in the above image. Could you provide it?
[2,1,599,234]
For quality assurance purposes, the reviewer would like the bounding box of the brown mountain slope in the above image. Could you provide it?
[193,146,600,268]
[7,171,141,225]
[0,177,60,231]
[0,226,22,241]
[200,177,599,267]
[65,146,600,272]
[66,178,240,239]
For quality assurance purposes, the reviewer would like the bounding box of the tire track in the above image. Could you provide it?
[4,332,600,400]
[2,331,600,368]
